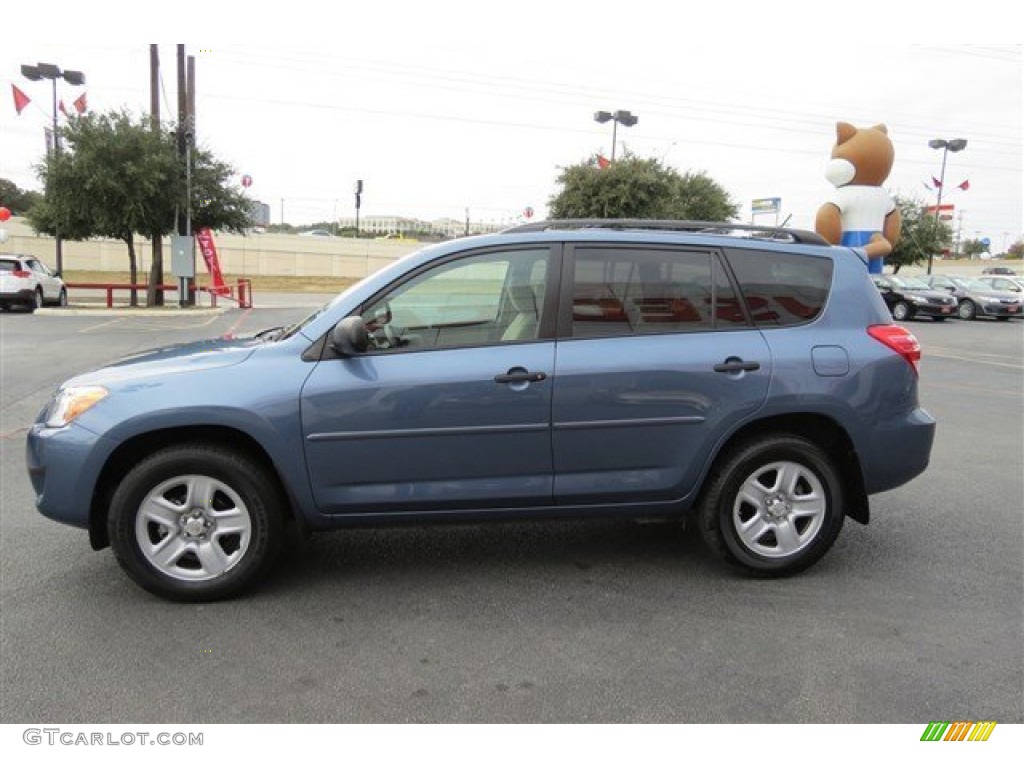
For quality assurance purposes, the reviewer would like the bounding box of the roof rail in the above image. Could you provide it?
[503,218,829,246]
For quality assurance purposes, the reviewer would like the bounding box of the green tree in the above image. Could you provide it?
[0,178,44,215]
[548,154,739,221]
[29,110,251,306]
[1007,240,1023,260]
[960,238,986,259]
[887,195,952,274]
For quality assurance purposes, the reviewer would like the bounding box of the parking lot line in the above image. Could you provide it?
[926,349,1024,370]
[77,317,126,334]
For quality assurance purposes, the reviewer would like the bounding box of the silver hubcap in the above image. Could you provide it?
[134,474,252,581]
[732,461,826,558]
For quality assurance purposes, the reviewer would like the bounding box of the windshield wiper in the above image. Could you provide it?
[254,326,285,341]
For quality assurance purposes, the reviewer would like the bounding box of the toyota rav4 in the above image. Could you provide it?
[27,220,935,600]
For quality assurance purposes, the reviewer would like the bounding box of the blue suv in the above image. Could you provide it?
[26,220,935,600]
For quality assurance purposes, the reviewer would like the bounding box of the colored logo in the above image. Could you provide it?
[920,721,997,742]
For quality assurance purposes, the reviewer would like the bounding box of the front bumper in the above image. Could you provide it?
[979,302,1021,317]
[914,303,957,317]
[26,422,118,529]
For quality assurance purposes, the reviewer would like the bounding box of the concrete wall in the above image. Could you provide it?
[0,217,420,278]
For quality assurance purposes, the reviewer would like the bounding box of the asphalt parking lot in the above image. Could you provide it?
[0,304,1021,724]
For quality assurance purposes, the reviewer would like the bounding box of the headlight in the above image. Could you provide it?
[909,295,927,304]
[45,385,108,428]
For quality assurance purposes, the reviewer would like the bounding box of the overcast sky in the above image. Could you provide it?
[2,3,1021,248]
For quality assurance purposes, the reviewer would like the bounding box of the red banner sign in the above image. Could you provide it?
[195,227,230,295]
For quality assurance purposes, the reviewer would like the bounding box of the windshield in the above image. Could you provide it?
[962,279,994,292]
[275,295,345,341]
[896,276,930,290]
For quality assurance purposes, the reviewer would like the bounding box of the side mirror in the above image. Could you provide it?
[330,316,370,356]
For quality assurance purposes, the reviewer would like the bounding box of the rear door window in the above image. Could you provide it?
[725,249,833,327]
[566,246,747,338]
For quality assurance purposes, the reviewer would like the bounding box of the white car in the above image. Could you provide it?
[977,274,1024,297]
[0,254,67,312]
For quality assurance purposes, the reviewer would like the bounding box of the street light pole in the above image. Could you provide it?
[593,110,638,162]
[20,62,85,277]
[927,138,967,275]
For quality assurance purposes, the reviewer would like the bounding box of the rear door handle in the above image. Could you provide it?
[714,358,760,374]
[494,369,547,384]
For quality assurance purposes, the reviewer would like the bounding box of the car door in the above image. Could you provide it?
[301,246,558,515]
[26,258,58,301]
[550,244,771,505]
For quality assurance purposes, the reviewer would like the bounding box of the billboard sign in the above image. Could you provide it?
[752,197,781,215]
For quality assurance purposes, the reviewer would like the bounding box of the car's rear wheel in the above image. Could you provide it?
[958,300,977,320]
[108,444,284,601]
[698,434,845,577]
[891,301,913,321]
[28,288,43,313]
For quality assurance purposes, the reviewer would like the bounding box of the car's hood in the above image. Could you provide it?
[903,288,954,300]
[64,336,261,387]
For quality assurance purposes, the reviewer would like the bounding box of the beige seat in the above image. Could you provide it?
[502,285,539,341]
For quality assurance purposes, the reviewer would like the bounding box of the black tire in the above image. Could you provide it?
[108,444,284,601]
[27,288,43,313]
[57,288,67,307]
[698,434,845,577]
[891,301,913,321]
[995,316,1011,321]
[958,300,977,320]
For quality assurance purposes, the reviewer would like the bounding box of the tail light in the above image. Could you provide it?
[12,269,32,278]
[868,324,921,374]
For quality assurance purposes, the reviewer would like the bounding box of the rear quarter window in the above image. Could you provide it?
[725,249,833,327]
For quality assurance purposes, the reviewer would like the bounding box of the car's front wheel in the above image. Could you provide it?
[891,301,913,321]
[108,444,284,601]
[958,300,977,320]
[698,434,845,577]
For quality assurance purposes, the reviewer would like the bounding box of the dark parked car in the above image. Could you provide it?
[981,266,1016,275]
[27,220,936,600]
[921,274,1022,320]
[870,274,957,321]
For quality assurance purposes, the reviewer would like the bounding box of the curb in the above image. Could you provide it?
[35,306,229,317]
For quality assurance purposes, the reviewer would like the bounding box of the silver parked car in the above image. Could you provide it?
[921,274,1022,321]
[0,253,67,312]
[976,274,1024,301]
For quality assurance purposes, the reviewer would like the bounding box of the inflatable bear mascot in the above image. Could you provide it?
[815,122,900,274]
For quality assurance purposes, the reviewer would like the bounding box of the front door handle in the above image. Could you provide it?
[494,369,547,384]
[713,358,760,374]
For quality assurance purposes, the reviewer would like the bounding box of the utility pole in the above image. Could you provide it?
[955,210,964,257]
[147,44,164,306]
[186,54,196,305]
[173,44,193,307]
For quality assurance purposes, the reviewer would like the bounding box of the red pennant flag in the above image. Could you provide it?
[597,154,611,169]
[12,84,31,115]
[931,176,943,189]
[59,100,70,118]
[73,92,87,114]
[958,179,970,191]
